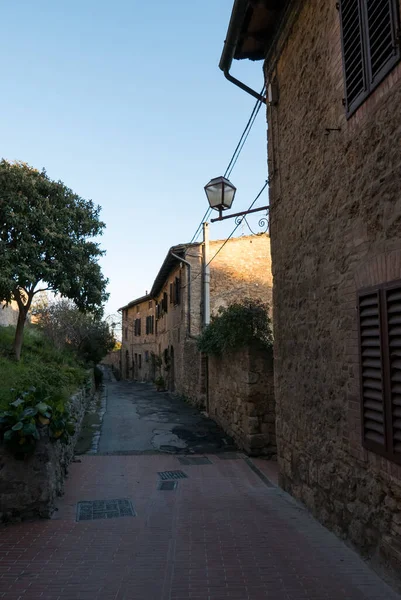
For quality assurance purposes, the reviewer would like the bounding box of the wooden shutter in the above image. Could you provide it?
[385,286,401,457]
[340,0,367,111]
[365,0,400,84]
[358,290,386,451]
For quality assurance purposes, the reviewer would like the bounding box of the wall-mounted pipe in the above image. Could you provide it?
[219,0,266,103]
[170,251,196,339]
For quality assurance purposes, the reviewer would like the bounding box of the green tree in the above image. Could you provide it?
[0,160,108,360]
[35,299,115,365]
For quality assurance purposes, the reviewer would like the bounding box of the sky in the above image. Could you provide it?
[0,1,268,320]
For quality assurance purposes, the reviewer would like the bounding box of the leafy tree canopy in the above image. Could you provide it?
[0,160,108,359]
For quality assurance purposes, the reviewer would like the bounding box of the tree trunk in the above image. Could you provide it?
[13,306,28,361]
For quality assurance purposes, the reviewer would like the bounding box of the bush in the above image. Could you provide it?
[34,299,115,366]
[0,326,87,411]
[94,365,103,389]
[197,298,273,356]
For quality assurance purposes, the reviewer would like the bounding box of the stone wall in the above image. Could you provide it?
[208,342,275,456]
[265,0,401,579]
[120,235,272,408]
[210,234,272,314]
[101,350,121,370]
[0,301,20,327]
[0,383,92,520]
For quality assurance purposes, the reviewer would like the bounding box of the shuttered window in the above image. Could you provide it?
[386,286,401,456]
[358,281,401,464]
[339,0,400,116]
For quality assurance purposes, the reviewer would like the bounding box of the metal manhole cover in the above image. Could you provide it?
[158,470,188,480]
[178,456,212,465]
[158,480,178,491]
[76,498,136,521]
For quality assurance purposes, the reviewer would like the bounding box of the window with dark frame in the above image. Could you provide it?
[145,315,155,335]
[339,0,400,116]
[138,354,142,369]
[134,318,141,336]
[358,281,401,465]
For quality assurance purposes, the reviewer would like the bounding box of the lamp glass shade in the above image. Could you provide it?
[204,176,236,212]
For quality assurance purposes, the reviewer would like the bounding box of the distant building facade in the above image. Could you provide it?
[119,234,272,406]
[0,301,20,327]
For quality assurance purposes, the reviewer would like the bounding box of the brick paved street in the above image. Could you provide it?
[0,376,400,600]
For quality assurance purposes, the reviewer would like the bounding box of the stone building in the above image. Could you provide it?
[0,301,19,327]
[221,0,401,579]
[119,234,272,406]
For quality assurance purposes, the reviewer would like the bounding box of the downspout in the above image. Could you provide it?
[170,251,196,339]
[219,0,266,103]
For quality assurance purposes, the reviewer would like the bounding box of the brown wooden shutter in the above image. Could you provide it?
[385,286,401,457]
[340,0,367,111]
[358,290,386,451]
[365,0,400,84]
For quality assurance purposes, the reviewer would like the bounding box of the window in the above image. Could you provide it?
[161,292,168,314]
[145,351,149,362]
[339,0,400,115]
[134,318,141,336]
[358,281,401,464]
[170,283,173,304]
[146,315,155,335]
[148,300,153,309]
[173,277,181,305]
[138,354,142,369]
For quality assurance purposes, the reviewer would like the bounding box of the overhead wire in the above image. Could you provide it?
[184,179,269,289]
[189,85,265,244]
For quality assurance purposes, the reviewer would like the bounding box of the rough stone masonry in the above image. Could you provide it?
[264,0,401,583]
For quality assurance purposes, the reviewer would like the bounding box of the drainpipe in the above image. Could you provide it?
[202,222,210,327]
[170,251,195,339]
[219,0,266,104]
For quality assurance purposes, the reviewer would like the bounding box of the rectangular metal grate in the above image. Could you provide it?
[158,470,187,480]
[178,456,212,465]
[158,480,178,491]
[76,498,136,521]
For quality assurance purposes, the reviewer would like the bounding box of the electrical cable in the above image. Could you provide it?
[189,85,265,245]
[184,179,269,289]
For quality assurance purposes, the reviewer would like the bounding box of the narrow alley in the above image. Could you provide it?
[0,372,399,600]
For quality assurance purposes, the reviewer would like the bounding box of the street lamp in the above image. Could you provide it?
[204,176,236,220]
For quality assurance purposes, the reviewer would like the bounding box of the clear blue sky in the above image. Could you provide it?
[1,0,268,319]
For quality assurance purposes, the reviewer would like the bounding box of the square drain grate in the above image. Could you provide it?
[158,480,178,491]
[178,456,212,465]
[76,498,136,521]
[158,470,188,480]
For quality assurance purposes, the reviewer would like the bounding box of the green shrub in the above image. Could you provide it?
[197,298,273,356]
[0,387,76,459]
[94,365,103,389]
[0,326,86,410]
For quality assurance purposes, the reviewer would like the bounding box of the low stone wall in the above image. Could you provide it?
[0,384,92,520]
[208,342,275,456]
